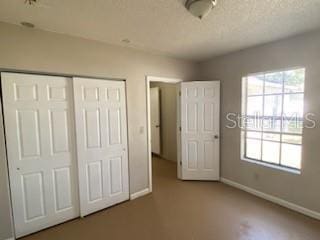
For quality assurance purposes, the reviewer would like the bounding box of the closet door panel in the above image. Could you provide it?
[2,73,79,238]
[73,77,129,217]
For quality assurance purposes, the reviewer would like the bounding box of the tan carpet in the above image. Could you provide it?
[22,156,320,240]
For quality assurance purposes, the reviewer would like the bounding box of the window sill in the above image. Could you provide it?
[241,157,301,175]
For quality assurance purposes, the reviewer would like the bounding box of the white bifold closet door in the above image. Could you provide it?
[1,73,79,238]
[73,77,129,217]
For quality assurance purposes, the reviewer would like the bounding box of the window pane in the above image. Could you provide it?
[282,119,303,134]
[263,119,281,132]
[246,139,261,160]
[264,95,282,117]
[247,96,263,116]
[262,141,280,164]
[247,131,262,139]
[265,72,283,94]
[281,143,302,169]
[283,94,304,118]
[245,117,263,131]
[263,133,280,141]
[282,135,302,144]
[284,69,305,93]
[247,75,264,95]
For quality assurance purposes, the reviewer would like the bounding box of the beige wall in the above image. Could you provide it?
[200,30,320,213]
[150,82,178,162]
[0,22,198,239]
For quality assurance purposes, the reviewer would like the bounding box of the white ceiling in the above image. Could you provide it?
[0,0,320,61]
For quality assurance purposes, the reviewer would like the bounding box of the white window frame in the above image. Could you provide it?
[241,67,305,173]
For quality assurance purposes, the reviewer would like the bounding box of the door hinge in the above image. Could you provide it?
[179,126,182,131]
[180,161,182,166]
[179,91,181,96]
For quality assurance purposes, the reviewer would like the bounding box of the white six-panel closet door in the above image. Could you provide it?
[1,73,80,238]
[73,77,129,217]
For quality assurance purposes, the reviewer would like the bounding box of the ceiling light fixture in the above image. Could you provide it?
[122,39,131,44]
[20,22,35,28]
[185,0,217,19]
[25,0,37,5]
[24,0,52,9]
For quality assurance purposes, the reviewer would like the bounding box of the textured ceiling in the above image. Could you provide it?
[0,0,320,61]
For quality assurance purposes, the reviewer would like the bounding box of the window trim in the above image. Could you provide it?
[241,68,305,172]
[241,157,301,175]
[245,66,305,78]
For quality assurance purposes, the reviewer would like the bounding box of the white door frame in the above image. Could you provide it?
[146,76,182,192]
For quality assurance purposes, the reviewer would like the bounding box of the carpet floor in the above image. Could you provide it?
[22,156,320,240]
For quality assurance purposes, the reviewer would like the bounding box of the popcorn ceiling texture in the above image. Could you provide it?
[0,0,319,61]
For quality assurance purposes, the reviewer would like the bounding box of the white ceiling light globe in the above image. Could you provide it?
[185,0,217,19]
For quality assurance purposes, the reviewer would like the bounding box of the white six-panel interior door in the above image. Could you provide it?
[1,73,80,238]
[73,77,129,217]
[150,87,161,155]
[180,81,220,180]
[1,73,129,237]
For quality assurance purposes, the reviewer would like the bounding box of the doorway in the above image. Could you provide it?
[146,76,182,192]
[146,77,221,192]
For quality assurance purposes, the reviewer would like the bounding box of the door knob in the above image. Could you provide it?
[155,125,160,128]
[214,135,219,139]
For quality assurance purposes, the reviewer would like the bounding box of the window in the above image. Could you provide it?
[241,68,305,170]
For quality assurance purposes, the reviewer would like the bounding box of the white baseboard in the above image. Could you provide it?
[130,188,150,200]
[221,178,320,221]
